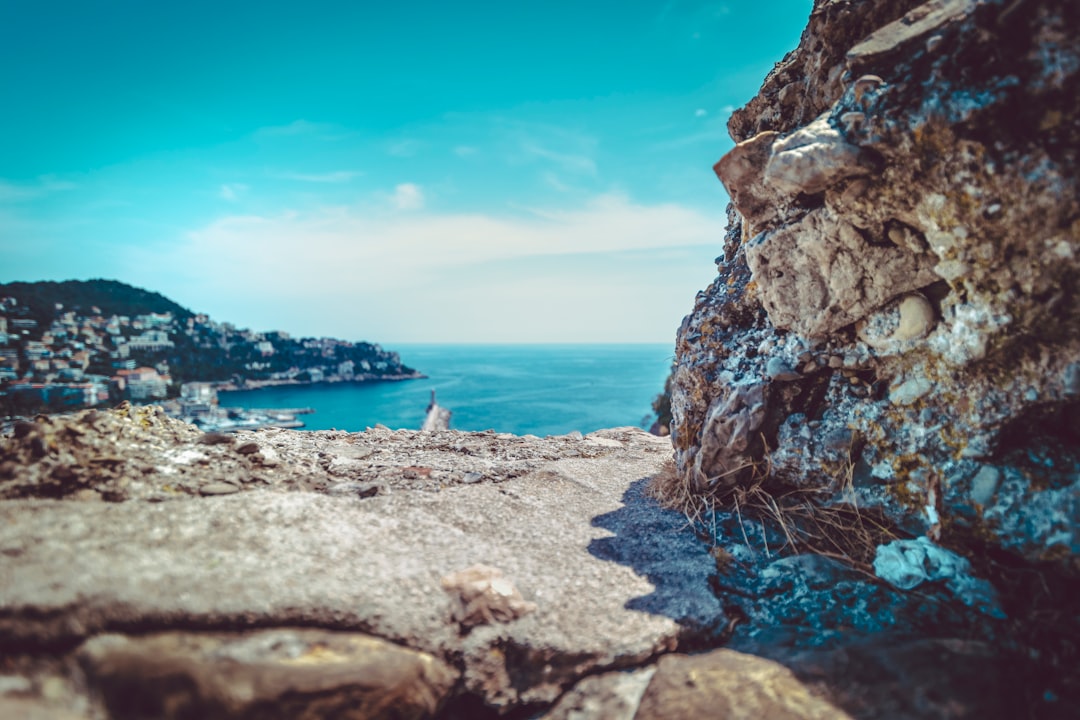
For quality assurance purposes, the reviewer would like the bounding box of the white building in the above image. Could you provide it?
[126,330,174,352]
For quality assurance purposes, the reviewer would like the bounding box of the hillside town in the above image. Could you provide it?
[0,284,420,429]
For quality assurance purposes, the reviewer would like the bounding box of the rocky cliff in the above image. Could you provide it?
[670,0,1079,709]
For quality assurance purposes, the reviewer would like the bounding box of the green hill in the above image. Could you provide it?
[0,279,193,326]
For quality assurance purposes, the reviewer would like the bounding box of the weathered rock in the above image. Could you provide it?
[672,0,1080,572]
[776,638,1015,720]
[667,0,1080,707]
[538,667,655,720]
[0,422,727,713]
[439,564,537,630]
[744,206,940,338]
[762,114,872,199]
[78,629,456,720]
[0,696,88,720]
[634,648,851,720]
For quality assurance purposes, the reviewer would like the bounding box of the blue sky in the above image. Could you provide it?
[0,0,811,343]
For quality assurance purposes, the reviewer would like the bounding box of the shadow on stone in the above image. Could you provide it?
[587,478,728,650]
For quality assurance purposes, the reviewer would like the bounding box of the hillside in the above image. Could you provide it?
[0,279,193,327]
[0,279,420,412]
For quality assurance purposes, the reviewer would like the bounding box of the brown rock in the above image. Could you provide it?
[539,667,655,720]
[634,649,851,720]
[440,564,537,630]
[78,628,457,720]
[0,696,88,720]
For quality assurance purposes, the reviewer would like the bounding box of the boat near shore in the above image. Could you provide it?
[160,382,316,432]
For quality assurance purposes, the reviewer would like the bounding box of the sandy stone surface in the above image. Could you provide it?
[0,412,724,711]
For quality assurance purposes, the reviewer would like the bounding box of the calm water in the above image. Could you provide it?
[221,344,674,436]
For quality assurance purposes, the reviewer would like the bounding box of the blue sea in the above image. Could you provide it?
[221,344,674,436]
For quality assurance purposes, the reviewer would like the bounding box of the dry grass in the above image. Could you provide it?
[647,457,713,526]
[649,442,901,576]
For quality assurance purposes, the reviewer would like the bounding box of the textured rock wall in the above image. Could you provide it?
[671,0,1080,566]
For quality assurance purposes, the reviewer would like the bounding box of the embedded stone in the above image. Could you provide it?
[78,629,457,720]
[763,114,872,197]
[634,649,851,720]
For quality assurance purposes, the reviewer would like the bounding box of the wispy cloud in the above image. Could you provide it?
[520,142,597,175]
[542,172,574,193]
[272,170,363,183]
[139,192,723,342]
[219,183,248,201]
[386,139,423,157]
[0,176,77,203]
[164,192,717,284]
[453,145,478,158]
[391,183,424,210]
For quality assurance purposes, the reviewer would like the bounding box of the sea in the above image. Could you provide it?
[220,344,675,436]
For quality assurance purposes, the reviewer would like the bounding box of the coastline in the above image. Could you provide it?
[214,372,427,394]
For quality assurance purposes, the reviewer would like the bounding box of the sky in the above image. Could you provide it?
[0,0,812,344]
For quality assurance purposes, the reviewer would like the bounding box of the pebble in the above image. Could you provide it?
[200,482,241,496]
[0,675,32,695]
[894,294,936,342]
[766,357,801,382]
[236,442,260,455]
[970,466,1002,507]
[329,481,383,498]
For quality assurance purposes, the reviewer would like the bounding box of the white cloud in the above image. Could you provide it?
[695,108,708,117]
[136,193,723,342]
[454,145,478,157]
[219,183,248,201]
[181,192,716,277]
[392,183,424,210]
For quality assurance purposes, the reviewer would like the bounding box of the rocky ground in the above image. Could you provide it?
[0,406,1050,718]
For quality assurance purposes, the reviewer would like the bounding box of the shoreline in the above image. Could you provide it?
[214,372,427,394]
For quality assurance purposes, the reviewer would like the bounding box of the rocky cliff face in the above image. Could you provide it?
[672,0,1078,567]
[669,0,1080,707]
